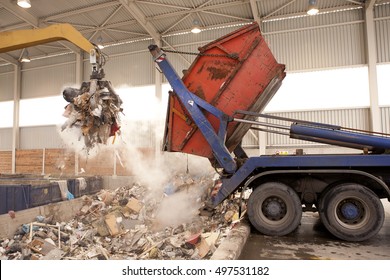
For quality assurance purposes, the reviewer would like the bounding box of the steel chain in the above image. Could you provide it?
[161,48,238,59]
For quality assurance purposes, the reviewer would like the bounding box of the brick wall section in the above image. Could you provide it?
[79,149,115,176]
[15,149,43,174]
[1,148,154,176]
[0,151,12,173]
[44,148,75,176]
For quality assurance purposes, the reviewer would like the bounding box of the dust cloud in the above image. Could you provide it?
[57,84,215,228]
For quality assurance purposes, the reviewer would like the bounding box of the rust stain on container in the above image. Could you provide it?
[207,66,231,80]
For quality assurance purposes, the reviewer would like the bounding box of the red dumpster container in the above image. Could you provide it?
[164,22,286,160]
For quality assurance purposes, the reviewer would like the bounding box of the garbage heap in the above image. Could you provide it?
[0,174,245,260]
[61,79,123,149]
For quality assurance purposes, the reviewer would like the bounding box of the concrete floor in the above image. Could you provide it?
[239,200,390,260]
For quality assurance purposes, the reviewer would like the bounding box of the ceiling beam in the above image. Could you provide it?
[0,1,81,55]
[135,0,191,11]
[365,0,376,9]
[0,22,31,32]
[260,4,361,22]
[42,0,120,21]
[119,0,160,43]
[0,0,39,27]
[147,0,250,21]
[161,0,226,34]
[261,0,296,21]
[345,0,364,5]
[202,11,252,22]
[0,53,20,66]
[87,6,122,42]
[162,13,192,35]
[249,0,261,23]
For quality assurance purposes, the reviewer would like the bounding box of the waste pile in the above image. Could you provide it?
[0,173,245,260]
[61,79,123,149]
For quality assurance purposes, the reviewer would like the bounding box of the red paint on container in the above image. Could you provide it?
[163,23,286,160]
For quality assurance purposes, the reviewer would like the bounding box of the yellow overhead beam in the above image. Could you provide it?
[0,23,95,54]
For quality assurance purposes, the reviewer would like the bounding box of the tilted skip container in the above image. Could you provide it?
[163,22,286,159]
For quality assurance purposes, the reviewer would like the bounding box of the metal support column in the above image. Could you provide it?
[11,64,21,174]
[364,1,381,132]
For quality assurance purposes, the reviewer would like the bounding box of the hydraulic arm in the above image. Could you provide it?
[0,23,104,77]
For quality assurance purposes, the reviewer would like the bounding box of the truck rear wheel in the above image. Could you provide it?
[247,182,302,236]
[319,183,384,242]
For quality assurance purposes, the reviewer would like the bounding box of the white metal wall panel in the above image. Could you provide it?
[375,18,390,63]
[0,72,14,101]
[22,53,76,70]
[264,108,370,147]
[381,106,390,134]
[84,51,154,87]
[264,22,365,71]
[19,126,64,149]
[375,2,390,18]
[21,63,76,99]
[0,64,14,74]
[242,129,259,148]
[0,128,12,150]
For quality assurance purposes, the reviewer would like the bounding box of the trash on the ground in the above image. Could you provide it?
[0,173,244,260]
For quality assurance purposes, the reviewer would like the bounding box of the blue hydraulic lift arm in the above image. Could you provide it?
[148,45,237,174]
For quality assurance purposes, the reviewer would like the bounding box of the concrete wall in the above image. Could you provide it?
[0,197,84,239]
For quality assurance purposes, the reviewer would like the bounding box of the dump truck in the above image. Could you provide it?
[148,22,390,242]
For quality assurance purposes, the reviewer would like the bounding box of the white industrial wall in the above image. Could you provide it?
[0,71,14,101]
[0,128,12,150]
[241,107,371,148]
[263,8,366,71]
[375,2,390,63]
[1,3,390,151]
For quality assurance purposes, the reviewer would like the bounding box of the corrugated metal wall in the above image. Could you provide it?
[241,107,372,148]
[21,62,76,99]
[19,126,64,149]
[375,3,390,63]
[0,72,14,101]
[87,51,155,87]
[266,107,370,147]
[263,8,366,70]
[0,128,12,150]
[381,106,390,134]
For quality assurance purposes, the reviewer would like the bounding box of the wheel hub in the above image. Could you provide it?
[262,197,286,221]
[337,199,364,224]
[341,202,359,219]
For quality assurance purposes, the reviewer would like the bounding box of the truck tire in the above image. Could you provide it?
[318,183,384,242]
[247,182,302,236]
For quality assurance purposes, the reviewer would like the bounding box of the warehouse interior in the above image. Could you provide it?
[1,0,390,261]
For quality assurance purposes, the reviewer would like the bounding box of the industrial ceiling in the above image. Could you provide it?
[0,0,383,64]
